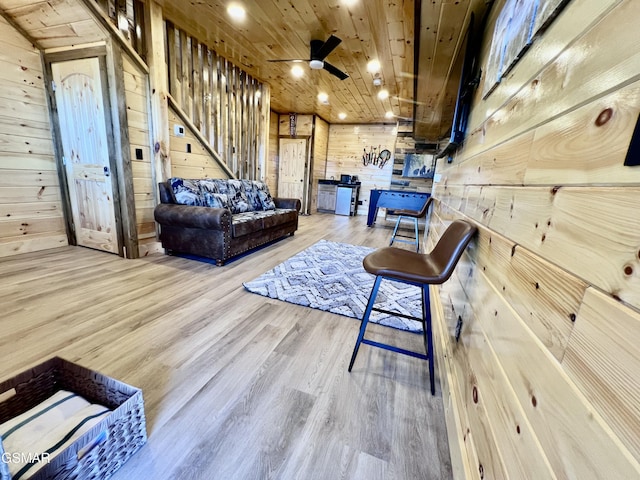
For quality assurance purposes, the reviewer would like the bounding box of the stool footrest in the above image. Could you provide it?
[393,236,417,242]
[362,339,428,360]
[371,307,423,323]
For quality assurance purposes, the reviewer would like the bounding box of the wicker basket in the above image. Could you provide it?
[0,357,147,480]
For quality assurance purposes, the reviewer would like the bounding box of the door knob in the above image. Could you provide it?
[104,166,110,177]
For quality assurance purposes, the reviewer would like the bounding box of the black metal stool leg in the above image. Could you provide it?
[422,285,435,395]
[349,276,383,371]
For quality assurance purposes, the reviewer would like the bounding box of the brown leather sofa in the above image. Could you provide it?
[154,180,300,265]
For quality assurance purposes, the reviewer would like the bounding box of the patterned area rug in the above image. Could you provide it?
[243,239,423,332]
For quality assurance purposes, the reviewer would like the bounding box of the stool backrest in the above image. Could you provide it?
[429,219,477,283]
[416,196,434,217]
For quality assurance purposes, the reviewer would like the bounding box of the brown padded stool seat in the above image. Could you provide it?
[349,219,477,395]
[369,219,475,284]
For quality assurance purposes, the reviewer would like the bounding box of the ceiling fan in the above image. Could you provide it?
[268,35,349,80]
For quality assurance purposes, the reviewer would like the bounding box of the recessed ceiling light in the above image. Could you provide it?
[291,65,304,78]
[378,89,389,100]
[385,111,394,119]
[317,92,329,103]
[342,0,358,6]
[227,3,246,21]
[338,112,347,120]
[367,59,381,74]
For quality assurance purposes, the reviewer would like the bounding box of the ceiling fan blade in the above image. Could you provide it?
[315,35,342,60]
[323,61,349,80]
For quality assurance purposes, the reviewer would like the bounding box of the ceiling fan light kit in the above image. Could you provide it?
[269,35,349,80]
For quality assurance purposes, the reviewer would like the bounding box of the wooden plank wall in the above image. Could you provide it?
[165,22,269,180]
[428,0,640,478]
[169,105,229,180]
[0,16,67,258]
[266,111,279,194]
[310,116,329,212]
[122,53,160,256]
[326,124,396,216]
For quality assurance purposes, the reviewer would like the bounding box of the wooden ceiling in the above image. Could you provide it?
[0,0,491,142]
[157,0,491,142]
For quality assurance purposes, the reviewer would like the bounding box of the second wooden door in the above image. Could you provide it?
[278,138,307,206]
[51,57,119,254]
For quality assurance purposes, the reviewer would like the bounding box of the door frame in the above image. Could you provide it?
[44,44,138,258]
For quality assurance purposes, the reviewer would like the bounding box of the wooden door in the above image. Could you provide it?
[51,58,119,254]
[278,138,307,203]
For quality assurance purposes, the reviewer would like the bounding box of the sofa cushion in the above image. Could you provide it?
[262,208,297,228]
[170,177,203,206]
[231,211,265,237]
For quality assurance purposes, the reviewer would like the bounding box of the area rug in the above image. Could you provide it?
[243,239,423,332]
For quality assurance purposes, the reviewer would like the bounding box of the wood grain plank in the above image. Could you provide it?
[524,80,640,185]
[465,267,640,478]
[430,281,480,480]
[563,288,640,465]
[438,185,640,311]
[0,215,65,239]
[441,281,508,480]
[467,215,585,361]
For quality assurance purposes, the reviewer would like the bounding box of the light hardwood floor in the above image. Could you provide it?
[0,214,452,480]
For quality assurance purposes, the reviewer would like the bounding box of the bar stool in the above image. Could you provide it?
[389,197,433,252]
[348,219,477,395]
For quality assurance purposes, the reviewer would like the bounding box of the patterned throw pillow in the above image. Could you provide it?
[226,179,252,214]
[202,192,229,209]
[197,179,219,195]
[211,179,231,195]
[169,177,203,206]
[255,181,276,210]
[242,180,263,211]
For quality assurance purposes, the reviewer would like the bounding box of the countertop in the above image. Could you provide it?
[318,179,361,187]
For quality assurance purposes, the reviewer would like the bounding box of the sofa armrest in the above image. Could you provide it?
[274,198,301,212]
[154,204,231,229]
